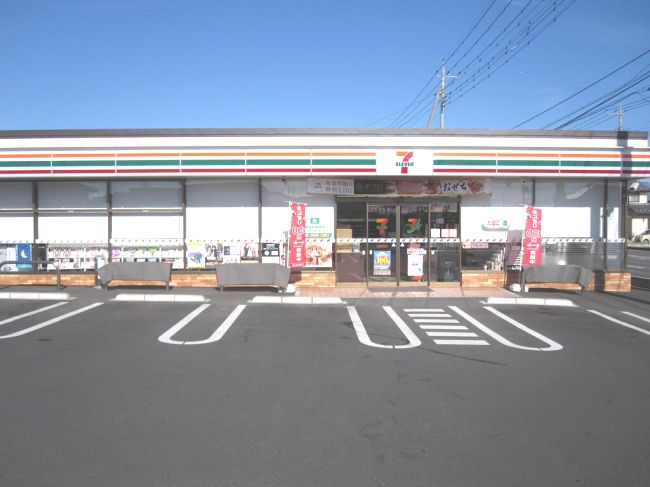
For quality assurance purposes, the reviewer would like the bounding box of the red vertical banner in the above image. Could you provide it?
[522,206,542,267]
[289,202,307,268]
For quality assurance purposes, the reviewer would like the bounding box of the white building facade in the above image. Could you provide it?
[0,128,648,288]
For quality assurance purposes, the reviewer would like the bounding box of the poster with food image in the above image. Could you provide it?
[373,250,392,276]
[306,242,333,268]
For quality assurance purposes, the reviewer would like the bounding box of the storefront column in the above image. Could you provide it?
[32,182,38,241]
[107,181,113,261]
[181,179,187,270]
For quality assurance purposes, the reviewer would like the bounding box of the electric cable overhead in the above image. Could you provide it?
[383,0,576,128]
[512,49,650,128]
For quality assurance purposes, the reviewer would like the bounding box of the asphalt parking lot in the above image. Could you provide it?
[1,287,649,487]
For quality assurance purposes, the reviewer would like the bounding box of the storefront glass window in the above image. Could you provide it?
[37,182,108,241]
[111,181,182,239]
[185,179,260,267]
[261,179,334,267]
[0,182,33,241]
[535,179,603,238]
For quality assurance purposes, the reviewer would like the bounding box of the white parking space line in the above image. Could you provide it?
[404,308,444,313]
[434,339,490,346]
[346,306,421,349]
[405,307,484,346]
[0,303,103,339]
[587,310,650,337]
[621,311,650,323]
[426,332,479,337]
[158,304,247,345]
[0,302,68,326]
[414,318,460,324]
[419,325,468,330]
[450,306,563,351]
[627,265,645,269]
[408,313,452,318]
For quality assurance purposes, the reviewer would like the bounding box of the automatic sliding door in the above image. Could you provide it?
[399,204,429,285]
[367,205,397,284]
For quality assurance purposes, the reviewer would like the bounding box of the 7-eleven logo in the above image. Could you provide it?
[397,151,414,174]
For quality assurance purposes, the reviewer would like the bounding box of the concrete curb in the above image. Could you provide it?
[0,292,72,301]
[483,297,576,307]
[113,294,209,303]
[249,296,345,305]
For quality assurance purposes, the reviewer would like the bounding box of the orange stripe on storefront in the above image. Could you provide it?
[51,153,115,158]
[116,153,180,158]
[311,152,375,157]
[246,152,311,157]
[435,152,498,157]
[180,152,245,157]
[0,153,50,159]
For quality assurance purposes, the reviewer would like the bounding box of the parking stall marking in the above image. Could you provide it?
[158,304,246,345]
[621,311,650,324]
[449,306,563,351]
[407,308,489,346]
[587,310,650,337]
[0,302,68,326]
[0,303,103,339]
[346,306,421,349]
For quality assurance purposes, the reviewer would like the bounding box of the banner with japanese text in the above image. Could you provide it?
[289,202,307,268]
[522,206,542,267]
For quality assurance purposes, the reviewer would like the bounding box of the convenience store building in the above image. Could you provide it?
[1,128,648,291]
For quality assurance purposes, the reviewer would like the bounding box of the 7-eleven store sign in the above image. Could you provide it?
[376,149,431,176]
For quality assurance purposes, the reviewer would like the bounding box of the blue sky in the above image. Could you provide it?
[1,0,649,131]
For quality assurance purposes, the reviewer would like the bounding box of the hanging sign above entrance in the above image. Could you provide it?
[354,178,490,196]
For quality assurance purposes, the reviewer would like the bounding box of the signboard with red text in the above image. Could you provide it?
[289,202,307,268]
[522,206,542,266]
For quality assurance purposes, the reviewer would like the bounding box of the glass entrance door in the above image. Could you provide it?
[367,205,397,284]
[399,204,429,286]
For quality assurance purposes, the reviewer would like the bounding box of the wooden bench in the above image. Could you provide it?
[97,262,172,290]
[215,263,291,292]
[522,264,594,294]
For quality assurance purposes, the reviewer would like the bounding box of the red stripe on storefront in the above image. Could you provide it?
[559,169,621,174]
[311,168,376,173]
[432,169,497,173]
[116,169,181,173]
[181,169,246,173]
[52,170,115,174]
[498,169,560,174]
[246,168,311,173]
[0,170,51,174]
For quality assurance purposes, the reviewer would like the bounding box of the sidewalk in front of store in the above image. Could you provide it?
[0,284,518,301]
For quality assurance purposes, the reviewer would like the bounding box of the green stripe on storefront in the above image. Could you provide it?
[560,160,619,167]
[311,159,376,166]
[52,160,115,167]
[0,161,50,167]
[181,159,245,166]
[498,160,559,167]
[246,159,311,166]
[116,160,180,166]
[434,159,497,166]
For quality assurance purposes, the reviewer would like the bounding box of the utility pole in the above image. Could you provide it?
[616,103,624,131]
[427,61,459,129]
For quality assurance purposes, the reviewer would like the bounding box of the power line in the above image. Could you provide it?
[512,49,650,128]
[446,0,577,104]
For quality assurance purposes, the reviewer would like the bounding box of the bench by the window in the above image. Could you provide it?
[521,264,594,294]
[215,263,291,292]
[97,262,172,290]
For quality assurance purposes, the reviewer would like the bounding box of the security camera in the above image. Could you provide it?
[629,181,640,191]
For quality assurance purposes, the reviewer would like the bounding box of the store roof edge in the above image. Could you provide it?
[0,127,647,140]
